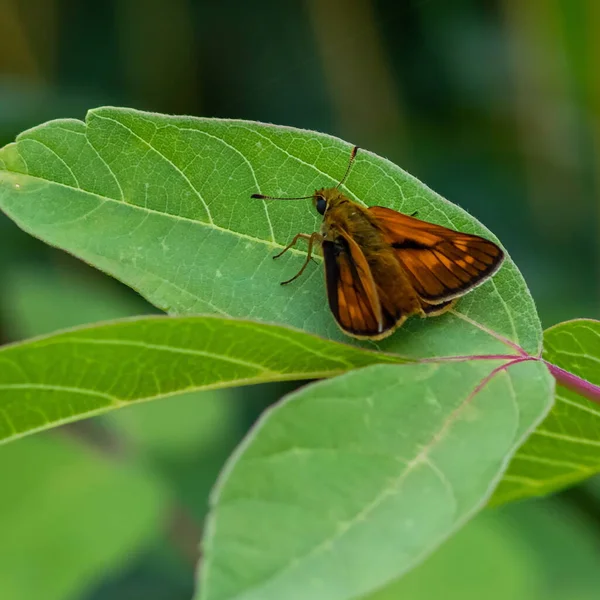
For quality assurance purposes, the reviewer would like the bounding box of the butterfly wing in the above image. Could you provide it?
[421,297,456,316]
[322,229,407,338]
[369,206,504,304]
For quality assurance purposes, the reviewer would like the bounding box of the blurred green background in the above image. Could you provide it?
[1,1,599,599]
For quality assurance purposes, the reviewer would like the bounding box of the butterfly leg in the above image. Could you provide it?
[273,233,314,259]
[275,232,323,285]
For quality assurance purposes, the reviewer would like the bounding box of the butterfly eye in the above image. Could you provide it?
[315,196,327,215]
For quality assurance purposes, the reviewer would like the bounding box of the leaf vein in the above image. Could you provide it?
[52,125,126,200]
[178,126,276,243]
[531,429,600,447]
[0,383,118,402]
[64,337,278,373]
[92,113,215,224]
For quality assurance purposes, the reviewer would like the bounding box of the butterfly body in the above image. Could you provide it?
[317,187,425,339]
[252,147,504,340]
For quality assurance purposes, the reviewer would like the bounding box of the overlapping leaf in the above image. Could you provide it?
[0,316,404,444]
[493,319,600,504]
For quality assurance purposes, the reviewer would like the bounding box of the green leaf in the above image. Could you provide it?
[0,434,165,600]
[198,359,553,600]
[0,316,404,445]
[492,319,600,503]
[0,262,238,456]
[0,107,540,358]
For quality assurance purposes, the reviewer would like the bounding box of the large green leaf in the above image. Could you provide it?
[198,359,553,600]
[0,434,165,600]
[0,316,404,445]
[0,107,540,358]
[492,319,600,503]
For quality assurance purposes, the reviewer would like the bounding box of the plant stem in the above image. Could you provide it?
[544,361,600,405]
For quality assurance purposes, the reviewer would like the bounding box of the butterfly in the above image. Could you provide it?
[252,146,504,340]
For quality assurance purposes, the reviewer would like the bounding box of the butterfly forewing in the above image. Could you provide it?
[369,206,504,303]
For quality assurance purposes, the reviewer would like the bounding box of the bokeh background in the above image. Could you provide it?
[1,1,599,599]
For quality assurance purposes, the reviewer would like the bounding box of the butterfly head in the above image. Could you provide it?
[313,187,346,215]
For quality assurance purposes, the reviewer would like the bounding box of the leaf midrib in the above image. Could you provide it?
[2,169,310,258]
[0,369,363,447]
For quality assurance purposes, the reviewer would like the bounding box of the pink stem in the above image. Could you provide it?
[420,353,600,407]
[544,361,600,406]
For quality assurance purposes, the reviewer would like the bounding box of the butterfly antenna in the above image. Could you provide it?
[252,145,358,199]
[336,145,359,189]
[251,193,314,200]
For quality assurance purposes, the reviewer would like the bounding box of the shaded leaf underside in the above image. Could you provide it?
[199,359,553,600]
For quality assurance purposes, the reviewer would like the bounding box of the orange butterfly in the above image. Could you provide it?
[252,147,504,340]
